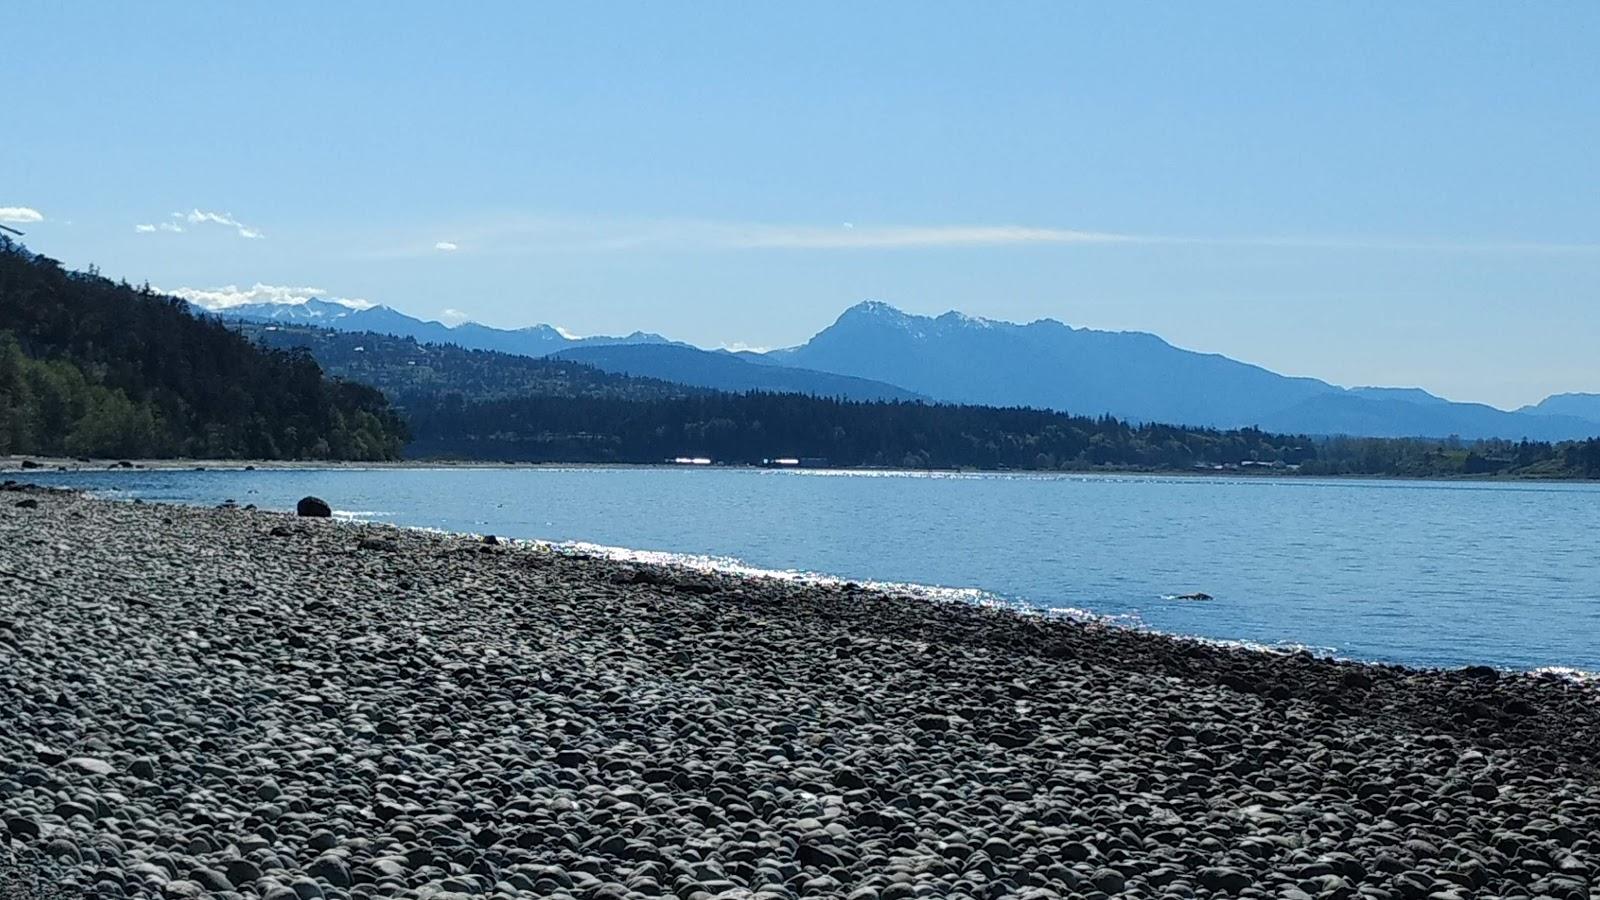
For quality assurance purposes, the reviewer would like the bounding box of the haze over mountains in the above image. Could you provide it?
[205,297,1600,441]
[209,299,923,403]
[1521,393,1600,422]
[552,344,926,403]
[215,298,678,358]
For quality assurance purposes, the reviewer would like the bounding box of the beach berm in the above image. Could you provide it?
[1,486,1597,900]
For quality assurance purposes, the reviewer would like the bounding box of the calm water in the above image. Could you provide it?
[21,467,1600,672]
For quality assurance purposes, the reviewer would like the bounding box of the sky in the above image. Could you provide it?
[6,2,1598,409]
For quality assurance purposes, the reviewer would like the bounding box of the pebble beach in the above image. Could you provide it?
[1,486,1597,900]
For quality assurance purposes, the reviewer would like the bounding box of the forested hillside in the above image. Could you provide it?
[241,323,693,403]
[247,324,1322,468]
[246,319,1600,479]
[0,239,407,459]
[401,390,1600,477]
[1298,436,1600,480]
[405,392,1324,469]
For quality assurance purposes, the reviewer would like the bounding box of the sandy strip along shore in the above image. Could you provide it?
[1,486,1596,900]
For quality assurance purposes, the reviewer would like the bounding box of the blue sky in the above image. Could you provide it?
[6,2,1598,408]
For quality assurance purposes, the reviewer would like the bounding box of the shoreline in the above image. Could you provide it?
[3,454,1596,485]
[445,535,1594,682]
[2,487,1598,898]
[8,483,1584,681]
[13,475,1597,678]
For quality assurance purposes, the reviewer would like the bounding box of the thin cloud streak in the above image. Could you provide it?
[356,219,1141,258]
[0,207,44,224]
[179,209,264,239]
[728,224,1135,249]
[136,209,264,239]
[355,215,1600,259]
[1185,234,1600,256]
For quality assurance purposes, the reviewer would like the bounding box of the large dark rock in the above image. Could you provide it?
[306,855,351,887]
[296,496,332,518]
[189,868,235,892]
[225,859,263,885]
[4,815,40,839]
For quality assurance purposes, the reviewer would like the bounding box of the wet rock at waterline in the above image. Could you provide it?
[295,495,331,517]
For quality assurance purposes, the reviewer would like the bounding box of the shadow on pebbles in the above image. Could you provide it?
[0,487,1597,900]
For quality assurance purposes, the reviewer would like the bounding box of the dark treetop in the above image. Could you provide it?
[0,239,407,460]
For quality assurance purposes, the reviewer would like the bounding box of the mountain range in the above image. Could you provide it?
[552,344,925,402]
[204,298,1600,441]
[209,299,921,403]
[1520,393,1600,421]
[215,298,678,357]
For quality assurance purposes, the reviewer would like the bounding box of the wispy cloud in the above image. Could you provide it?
[166,282,372,310]
[180,209,264,239]
[438,308,470,324]
[136,221,186,234]
[361,218,1141,258]
[1188,234,1600,256]
[728,224,1134,249]
[722,223,1600,254]
[137,209,262,238]
[357,214,1600,260]
[0,207,44,224]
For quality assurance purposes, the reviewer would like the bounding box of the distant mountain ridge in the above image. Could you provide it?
[206,297,1600,441]
[1256,394,1600,443]
[767,301,1339,427]
[552,344,926,402]
[205,300,919,402]
[769,302,1600,440]
[208,299,675,357]
[1520,393,1600,421]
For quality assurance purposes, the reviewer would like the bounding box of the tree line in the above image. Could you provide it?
[401,391,1321,470]
[1298,435,1600,480]
[258,324,1600,479]
[5,247,1594,481]
[0,239,407,459]
[397,390,1600,478]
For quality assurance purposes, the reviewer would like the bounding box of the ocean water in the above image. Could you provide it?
[21,466,1600,672]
